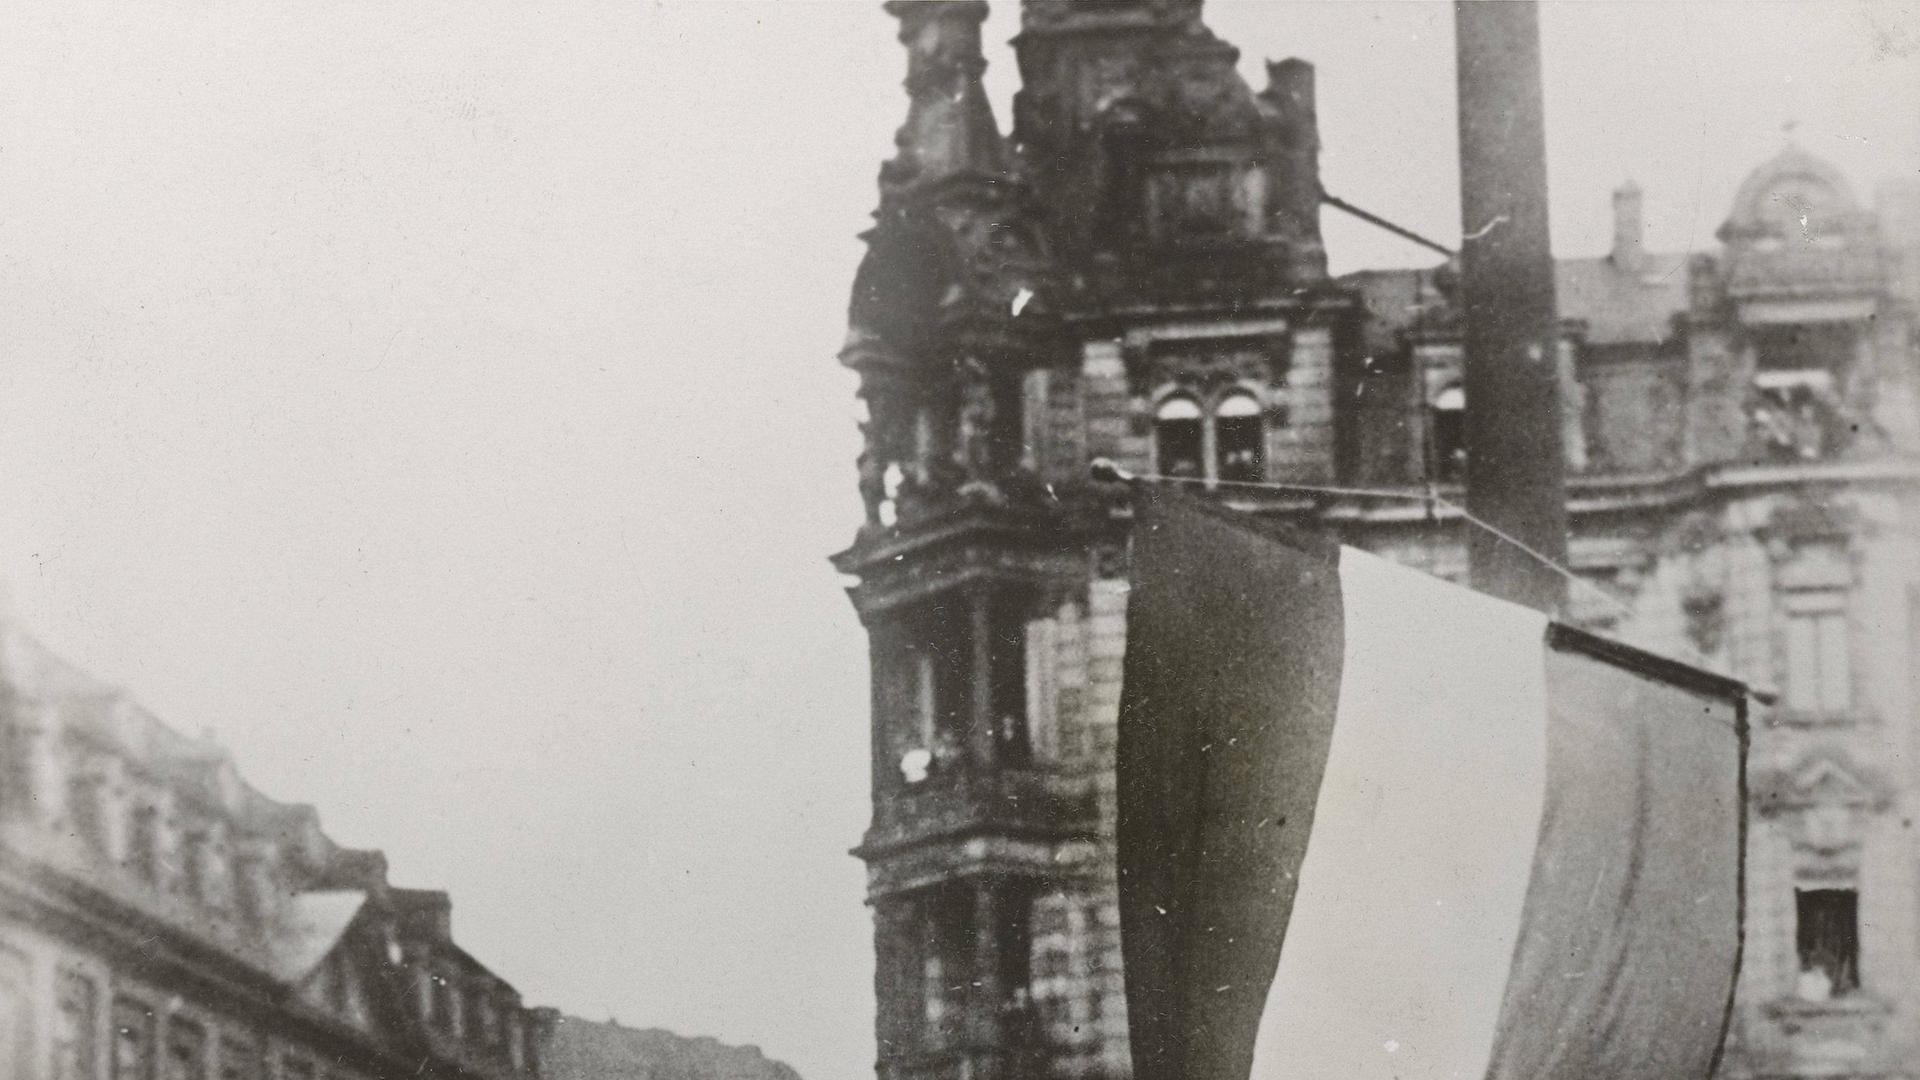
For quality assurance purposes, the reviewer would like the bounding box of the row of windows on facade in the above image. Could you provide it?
[888,581,1852,786]
[892,597,1034,786]
[1151,387,1469,485]
[48,971,306,1080]
[1148,320,1866,485]
[895,884,1864,1054]
[414,963,528,1064]
[53,769,278,923]
[41,962,528,1080]
[913,885,1038,1049]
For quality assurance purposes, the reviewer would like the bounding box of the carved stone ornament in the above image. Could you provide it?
[1681,585,1727,657]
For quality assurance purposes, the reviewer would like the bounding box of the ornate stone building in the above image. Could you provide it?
[835,3,1920,1080]
[0,619,543,1080]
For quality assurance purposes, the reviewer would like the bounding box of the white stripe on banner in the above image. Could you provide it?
[1248,547,1551,1080]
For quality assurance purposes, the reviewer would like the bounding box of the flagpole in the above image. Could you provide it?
[1453,1,1570,614]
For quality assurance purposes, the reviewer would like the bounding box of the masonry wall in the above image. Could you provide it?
[1007,333,1920,1080]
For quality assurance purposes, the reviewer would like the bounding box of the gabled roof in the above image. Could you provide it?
[266,889,369,983]
[1554,252,1690,347]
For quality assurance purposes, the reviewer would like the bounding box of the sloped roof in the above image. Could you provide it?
[1341,252,1690,352]
[539,1017,804,1080]
[265,889,369,983]
[1554,253,1690,346]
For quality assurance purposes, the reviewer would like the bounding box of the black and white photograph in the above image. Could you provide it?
[1,2,1919,1079]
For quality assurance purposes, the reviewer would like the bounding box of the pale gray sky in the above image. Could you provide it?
[0,3,1915,1079]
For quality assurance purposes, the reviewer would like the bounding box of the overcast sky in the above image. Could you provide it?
[1,3,1916,1078]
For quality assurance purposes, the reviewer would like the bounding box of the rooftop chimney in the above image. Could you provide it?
[1612,179,1645,273]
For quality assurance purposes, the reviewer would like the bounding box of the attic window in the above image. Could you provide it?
[1795,888,1860,999]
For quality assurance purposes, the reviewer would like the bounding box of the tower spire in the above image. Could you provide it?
[880,1,1010,200]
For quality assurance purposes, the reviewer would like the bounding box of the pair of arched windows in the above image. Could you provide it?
[1154,392,1267,484]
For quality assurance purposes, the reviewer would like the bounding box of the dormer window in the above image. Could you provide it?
[1154,396,1204,479]
[1214,393,1266,483]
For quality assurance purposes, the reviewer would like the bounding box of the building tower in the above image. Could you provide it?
[837,5,1347,1080]
[843,1,1920,1075]
[838,6,1087,1080]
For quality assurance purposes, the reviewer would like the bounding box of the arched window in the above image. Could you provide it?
[1429,384,1466,482]
[1154,397,1204,479]
[1214,393,1265,483]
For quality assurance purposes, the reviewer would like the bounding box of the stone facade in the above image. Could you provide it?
[0,620,542,1080]
[837,4,1920,1080]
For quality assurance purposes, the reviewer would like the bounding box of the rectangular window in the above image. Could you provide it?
[1428,394,1466,483]
[913,604,971,755]
[1796,888,1860,998]
[162,1018,205,1080]
[52,971,97,1080]
[999,888,1035,1014]
[68,776,106,855]
[922,888,971,1046]
[989,597,1030,767]
[112,999,154,1080]
[1785,607,1851,714]
[218,1030,262,1080]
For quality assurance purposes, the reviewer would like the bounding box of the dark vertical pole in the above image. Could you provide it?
[1454,1,1569,613]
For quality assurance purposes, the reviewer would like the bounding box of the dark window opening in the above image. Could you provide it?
[1796,888,1860,999]
[1754,379,1850,461]
[921,887,973,1047]
[1155,397,1203,479]
[999,886,1037,1023]
[918,606,971,744]
[1215,394,1266,484]
[161,1019,204,1080]
[1428,386,1466,483]
[111,999,153,1080]
[897,604,975,785]
[989,596,1030,767]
